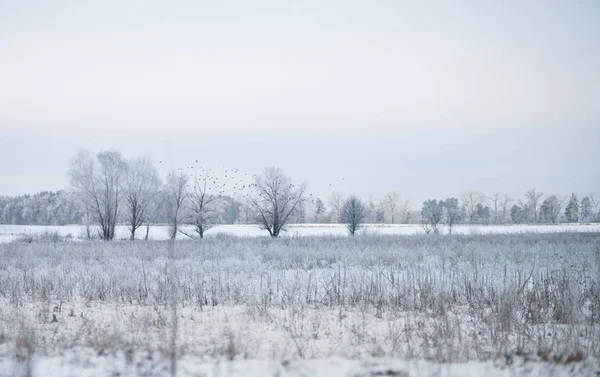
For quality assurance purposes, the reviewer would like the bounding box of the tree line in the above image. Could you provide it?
[1,149,598,238]
[420,189,600,234]
[0,191,85,225]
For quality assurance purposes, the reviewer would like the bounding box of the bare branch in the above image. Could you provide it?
[249,167,306,237]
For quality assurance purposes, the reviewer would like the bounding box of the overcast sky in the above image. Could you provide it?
[1,0,598,204]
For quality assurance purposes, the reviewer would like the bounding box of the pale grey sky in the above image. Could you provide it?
[1,1,598,204]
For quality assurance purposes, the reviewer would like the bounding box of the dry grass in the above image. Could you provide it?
[0,232,598,371]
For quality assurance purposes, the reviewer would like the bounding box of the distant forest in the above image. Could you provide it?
[0,191,84,225]
[0,190,244,226]
[1,150,598,228]
[1,188,598,226]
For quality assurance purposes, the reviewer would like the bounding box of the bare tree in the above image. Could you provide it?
[68,149,128,241]
[384,190,401,224]
[123,157,161,240]
[399,198,412,224]
[164,171,189,239]
[500,193,514,224]
[250,167,306,237]
[590,193,600,222]
[341,195,365,236]
[364,196,377,223]
[328,191,344,223]
[525,189,543,223]
[461,190,486,224]
[185,173,218,239]
[490,193,502,224]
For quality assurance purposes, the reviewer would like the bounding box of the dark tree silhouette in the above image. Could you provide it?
[250,167,306,238]
[341,195,365,236]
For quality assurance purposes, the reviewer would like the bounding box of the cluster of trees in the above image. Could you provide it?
[323,190,412,225]
[56,150,417,239]
[2,150,598,239]
[0,191,85,225]
[64,150,375,239]
[420,189,600,233]
[67,150,254,240]
[501,189,599,224]
[420,198,461,234]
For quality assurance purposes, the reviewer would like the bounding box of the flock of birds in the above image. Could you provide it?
[160,160,257,199]
[158,159,346,207]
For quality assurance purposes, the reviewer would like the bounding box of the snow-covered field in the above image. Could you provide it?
[0,233,598,376]
[1,222,599,244]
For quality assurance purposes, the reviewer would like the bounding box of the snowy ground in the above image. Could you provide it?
[1,303,597,377]
[1,222,599,243]
[2,351,595,377]
[0,233,598,376]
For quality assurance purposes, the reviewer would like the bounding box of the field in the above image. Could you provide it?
[1,223,600,244]
[0,231,599,376]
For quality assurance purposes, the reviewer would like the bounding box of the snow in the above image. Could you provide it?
[0,231,598,376]
[1,299,597,377]
[3,353,595,377]
[0,222,598,243]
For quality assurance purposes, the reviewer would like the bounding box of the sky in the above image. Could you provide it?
[1,0,599,205]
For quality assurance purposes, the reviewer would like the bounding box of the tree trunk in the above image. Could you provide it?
[171,220,178,240]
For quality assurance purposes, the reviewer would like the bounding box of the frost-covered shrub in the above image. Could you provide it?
[14,231,69,244]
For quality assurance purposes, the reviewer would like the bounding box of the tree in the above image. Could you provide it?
[461,190,486,224]
[517,199,533,223]
[384,190,401,224]
[364,197,378,223]
[313,198,326,223]
[164,171,189,239]
[499,193,514,224]
[123,157,161,240]
[580,196,593,223]
[327,191,344,223]
[341,195,365,236]
[0,191,85,226]
[250,167,306,238]
[400,198,412,224]
[474,203,491,224]
[366,197,385,223]
[510,204,526,224]
[291,200,307,223]
[590,194,600,222]
[524,189,543,223]
[421,199,443,234]
[440,197,461,234]
[221,196,241,224]
[185,173,218,239]
[490,193,503,224]
[68,149,128,241]
[565,193,580,223]
[364,197,386,224]
[540,195,564,224]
